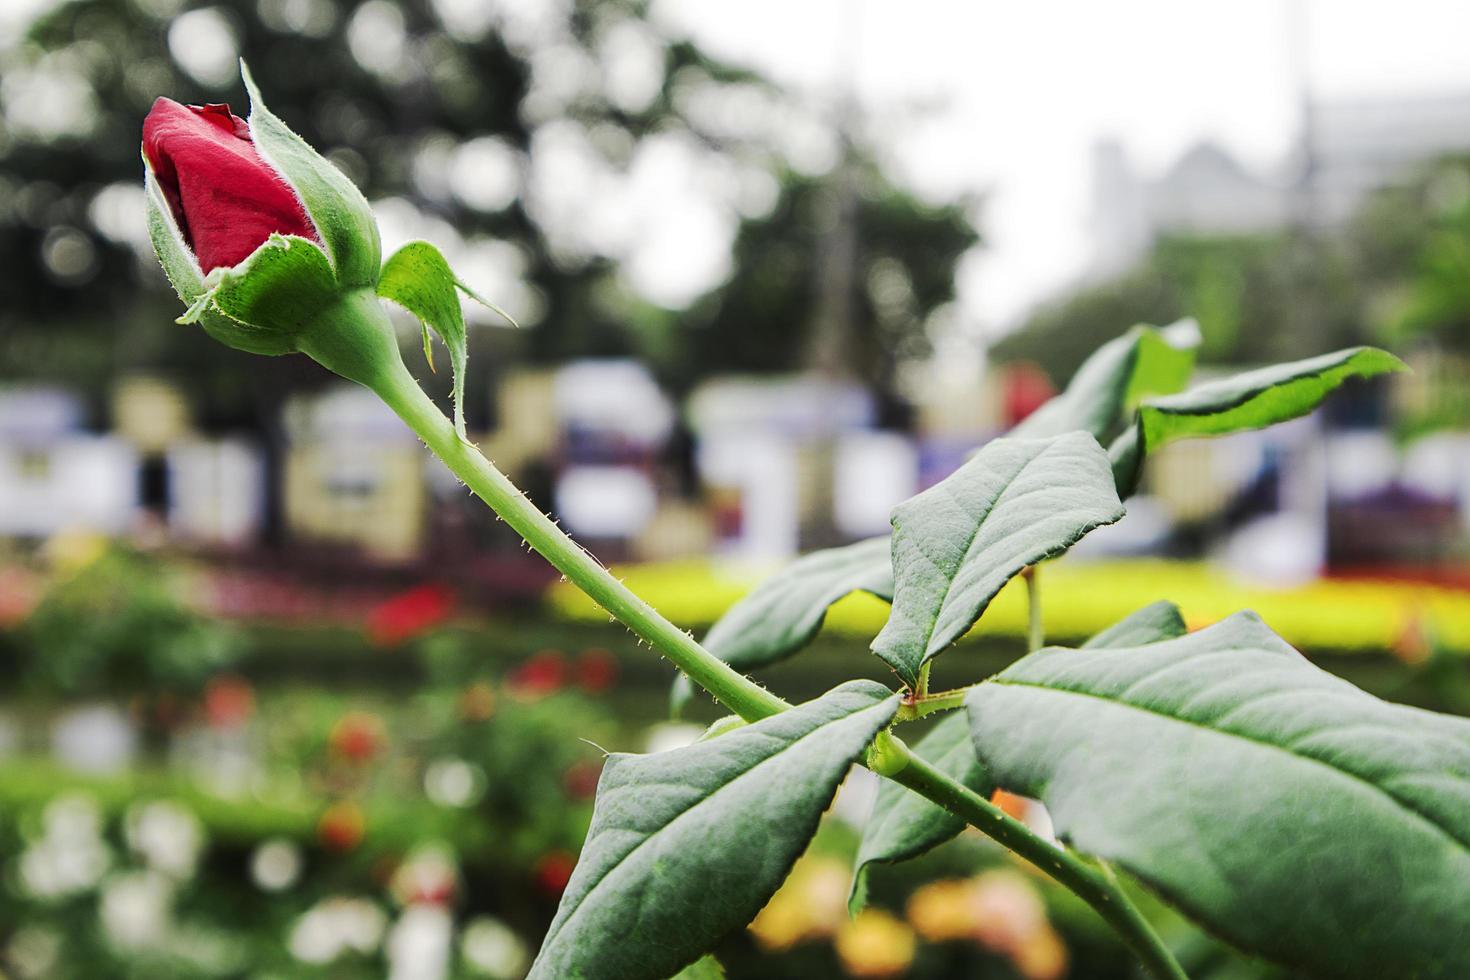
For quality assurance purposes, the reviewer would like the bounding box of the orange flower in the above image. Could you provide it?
[330,711,384,764]
[317,800,366,853]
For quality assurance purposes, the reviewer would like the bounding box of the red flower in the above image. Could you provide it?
[576,648,618,694]
[562,760,603,800]
[318,800,366,853]
[507,650,568,699]
[367,583,456,647]
[330,711,384,764]
[533,851,577,895]
[203,674,255,729]
[142,98,317,271]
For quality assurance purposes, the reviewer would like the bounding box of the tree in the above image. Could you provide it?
[0,0,977,427]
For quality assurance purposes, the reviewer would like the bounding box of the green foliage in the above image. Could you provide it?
[966,612,1470,979]
[671,537,893,714]
[529,681,898,980]
[998,233,1368,383]
[848,711,989,914]
[21,546,238,697]
[671,956,727,979]
[603,334,1424,980]
[872,432,1124,686]
[1111,346,1408,494]
[1135,346,1406,444]
[679,166,979,397]
[1080,600,1186,649]
[1011,322,1196,443]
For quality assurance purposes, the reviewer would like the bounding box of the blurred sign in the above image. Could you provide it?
[0,436,137,537]
[168,439,265,545]
[112,376,191,452]
[698,433,798,560]
[553,360,673,461]
[832,432,918,537]
[554,465,658,538]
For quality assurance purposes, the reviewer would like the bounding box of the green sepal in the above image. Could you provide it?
[240,59,381,288]
[143,160,297,356]
[377,240,472,437]
[202,233,341,337]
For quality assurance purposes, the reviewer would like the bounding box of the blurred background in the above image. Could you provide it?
[2,0,1470,976]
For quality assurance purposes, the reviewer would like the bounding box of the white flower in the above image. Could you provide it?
[126,800,205,879]
[43,792,103,842]
[424,758,483,808]
[250,838,303,892]
[461,916,529,979]
[18,794,111,899]
[6,925,61,979]
[289,896,387,964]
[99,870,172,949]
[387,903,453,980]
[389,842,458,906]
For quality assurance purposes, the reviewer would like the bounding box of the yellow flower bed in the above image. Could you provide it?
[548,558,1470,655]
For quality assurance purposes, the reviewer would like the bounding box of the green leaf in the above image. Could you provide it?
[240,60,381,287]
[848,711,991,914]
[1081,600,1186,649]
[1112,346,1407,494]
[1011,322,1196,443]
[871,432,1124,687]
[201,233,340,337]
[143,162,295,356]
[378,240,471,438]
[668,956,725,980]
[966,612,1470,979]
[671,537,893,714]
[529,680,899,980]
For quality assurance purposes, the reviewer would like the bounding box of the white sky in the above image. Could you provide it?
[656,0,1470,335]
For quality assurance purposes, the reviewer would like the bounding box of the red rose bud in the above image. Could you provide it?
[142,63,405,388]
[143,62,513,440]
[143,98,317,272]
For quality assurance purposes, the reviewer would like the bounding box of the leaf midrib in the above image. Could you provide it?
[907,440,1073,652]
[989,677,1470,855]
[541,697,887,954]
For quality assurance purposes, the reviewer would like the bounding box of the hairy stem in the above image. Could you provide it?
[887,746,1187,980]
[368,350,1182,980]
[372,357,790,722]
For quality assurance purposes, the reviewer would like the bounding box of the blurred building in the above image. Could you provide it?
[1090,90,1470,277]
[0,387,134,538]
